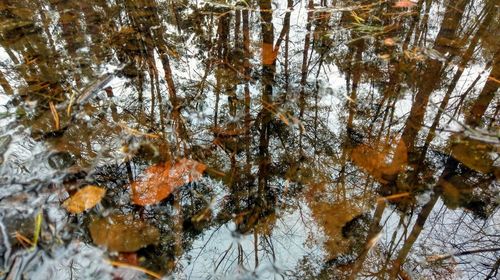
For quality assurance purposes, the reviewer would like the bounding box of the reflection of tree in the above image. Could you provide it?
[1,0,65,103]
[1,0,499,279]
[467,50,500,127]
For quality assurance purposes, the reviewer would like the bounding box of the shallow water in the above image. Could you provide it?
[0,0,499,279]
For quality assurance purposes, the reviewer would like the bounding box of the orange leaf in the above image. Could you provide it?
[394,0,416,8]
[62,185,105,214]
[131,159,206,206]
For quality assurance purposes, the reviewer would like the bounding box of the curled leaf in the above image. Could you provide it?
[89,214,160,252]
[131,158,206,206]
[63,185,105,214]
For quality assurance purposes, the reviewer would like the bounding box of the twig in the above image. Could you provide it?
[427,247,500,262]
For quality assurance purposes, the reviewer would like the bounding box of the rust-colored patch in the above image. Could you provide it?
[131,158,206,206]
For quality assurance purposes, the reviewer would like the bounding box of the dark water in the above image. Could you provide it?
[0,0,499,279]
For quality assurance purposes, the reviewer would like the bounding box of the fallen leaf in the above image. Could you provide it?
[62,185,105,214]
[393,0,416,8]
[131,158,206,206]
[89,214,160,252]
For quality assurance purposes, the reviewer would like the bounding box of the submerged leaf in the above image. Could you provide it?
[63,185,105,214]
[89,214,160,252]
[131,158,206,206]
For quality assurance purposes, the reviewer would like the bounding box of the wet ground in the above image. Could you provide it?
[0,0,499,279]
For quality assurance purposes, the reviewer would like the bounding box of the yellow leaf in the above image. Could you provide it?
[62,185,105,214]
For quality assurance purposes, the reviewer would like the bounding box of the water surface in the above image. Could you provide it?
[0,0,499,279]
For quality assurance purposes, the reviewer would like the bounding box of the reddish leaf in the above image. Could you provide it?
[394,0,416,8]
[131,159,206,206]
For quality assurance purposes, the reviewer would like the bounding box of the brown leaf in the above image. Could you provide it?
[394,0,416,8]
[89,214,160,252]
[131,158,206,206]
[62,185,105,214]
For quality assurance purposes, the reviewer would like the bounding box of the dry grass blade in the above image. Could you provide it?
[49,101,60,130]
[488,76,500,84]
[13,231,33,248]
[118,123,160,138]
[67,90,76,117]
[106,260,162,279]
[377,192,410,202]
